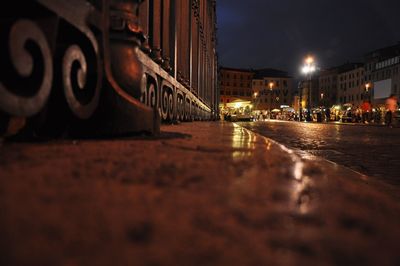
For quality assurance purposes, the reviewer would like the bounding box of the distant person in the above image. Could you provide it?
[355,107,362,123]
[325,108,331,122]
[348,109,353,122]
[361,100,372,124]
[385,94,398,127]
[375,108,382,124]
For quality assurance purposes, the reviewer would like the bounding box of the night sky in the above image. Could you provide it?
[217,0,400,77]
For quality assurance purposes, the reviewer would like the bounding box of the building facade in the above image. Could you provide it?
[318,68,339,107]
[219,67,254,106]
[365,43,400,106]
[251,69,293,112]
[338,64,366,107]
[294,43,400,121]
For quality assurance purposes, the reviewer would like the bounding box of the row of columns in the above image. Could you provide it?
[138,0,218,115]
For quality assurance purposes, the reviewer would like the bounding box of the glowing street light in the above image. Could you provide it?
[365,83,371,92]
[253,92,259,110]
[269,82,274,90]
[301,55,316,121]
[268,82,275,118]
[364,83,372,102]
[302,65,316,74]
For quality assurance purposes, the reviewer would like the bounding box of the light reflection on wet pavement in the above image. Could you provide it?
[238,121,400,186]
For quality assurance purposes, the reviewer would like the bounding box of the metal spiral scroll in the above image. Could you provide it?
[176,93,185,121]
[0,19,52,117]
[160,85,175,121]
[140,74,148,105]
[161,86,168,120]
[62,44,100,119]
[168,91,174,119]
[148,83,157,108]
[140,75,158,109]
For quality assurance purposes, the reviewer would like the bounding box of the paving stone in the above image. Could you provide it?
[0,122,400,265]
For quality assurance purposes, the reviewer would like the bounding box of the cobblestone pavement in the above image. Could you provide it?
[238,120,400,186]
[1,122,400,265]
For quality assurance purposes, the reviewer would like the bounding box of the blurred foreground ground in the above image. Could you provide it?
[1,122,400,265]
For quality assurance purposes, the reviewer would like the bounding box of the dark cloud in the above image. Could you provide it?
[217,0,400,77]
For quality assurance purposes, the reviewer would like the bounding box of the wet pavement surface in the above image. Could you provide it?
[238,121,400,186]
[1,122,400,265]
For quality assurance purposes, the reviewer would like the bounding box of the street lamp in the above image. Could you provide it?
[298,81,303,121]
[253,92,259,111]
[365,83,371,92]
[269,82,274,89]
[365,83,371,101]
[268,82,274,119]
[301,56,316,121]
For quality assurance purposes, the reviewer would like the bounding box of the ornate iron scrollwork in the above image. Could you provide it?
[140,74,158,109]
[0,19,53,117]
[62,42,101,120]
[176,92,185,121]
[160,83,175,121]
[0,0,217,136]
